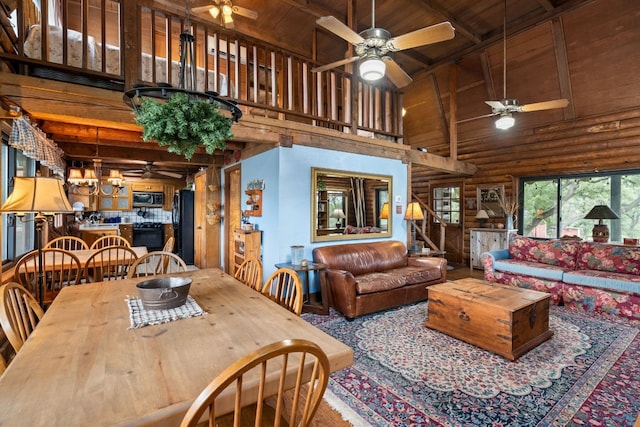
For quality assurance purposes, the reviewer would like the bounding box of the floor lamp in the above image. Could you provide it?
[0,177,73,307]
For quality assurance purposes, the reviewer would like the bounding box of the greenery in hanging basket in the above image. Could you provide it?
[135,92,233,160]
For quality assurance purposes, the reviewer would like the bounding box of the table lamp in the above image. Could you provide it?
[331,208,346,230]
[475,209,489,228]
[379,202,389,219]
[0,177,73,307]
[404,202,424,252]
[584,205,619,243]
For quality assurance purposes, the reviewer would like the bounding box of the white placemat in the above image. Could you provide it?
[126,295,207,329]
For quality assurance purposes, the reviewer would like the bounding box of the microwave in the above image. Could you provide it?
[132,191,164,208]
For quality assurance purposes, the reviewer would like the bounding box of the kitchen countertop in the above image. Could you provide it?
[78,224,120,230]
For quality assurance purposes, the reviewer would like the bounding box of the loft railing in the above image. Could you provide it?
[0,0,403,140]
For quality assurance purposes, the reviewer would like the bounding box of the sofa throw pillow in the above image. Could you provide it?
[577,242,640,275]
[509,235,580,268]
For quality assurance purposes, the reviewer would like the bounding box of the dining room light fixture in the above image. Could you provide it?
[0,176,73,307]
[123,1,242,123]
[359,54,386,81]
[495,112,515,129]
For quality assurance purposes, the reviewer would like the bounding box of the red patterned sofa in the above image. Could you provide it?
[482,234,640,320]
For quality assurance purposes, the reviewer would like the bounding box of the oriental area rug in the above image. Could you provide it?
[302,303,640,426]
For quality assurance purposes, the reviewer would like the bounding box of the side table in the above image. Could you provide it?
[274,262,329,314]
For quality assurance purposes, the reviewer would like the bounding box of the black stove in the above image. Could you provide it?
[132,223,164,250]
[132,222,163,229]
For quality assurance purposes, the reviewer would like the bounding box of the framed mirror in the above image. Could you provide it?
[311,167,392,242]
[476,185,504,217]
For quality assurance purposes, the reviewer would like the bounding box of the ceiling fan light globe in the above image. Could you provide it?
[360,57,386,81]
[495,114,515,130]
[222,4,233,16]
[209,6,220,19]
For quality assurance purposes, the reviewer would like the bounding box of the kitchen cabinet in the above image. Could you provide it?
[469,228,512,270]
[99,183,131,211]
[232,229,261,276]
[163,184,175,211]
[119,224,133,245]
[132,182,163,192]
[81,228,119,248]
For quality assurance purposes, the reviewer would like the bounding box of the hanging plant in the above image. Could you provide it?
[135,92,233,160]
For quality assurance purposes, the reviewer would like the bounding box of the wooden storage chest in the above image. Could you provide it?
[425,278,553,360]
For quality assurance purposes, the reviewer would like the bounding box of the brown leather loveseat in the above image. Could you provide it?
[313,240,447,319]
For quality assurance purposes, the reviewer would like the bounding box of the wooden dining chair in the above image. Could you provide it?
[14,248,83,307]
[234,257,263,291]
[89,235,131,250]
[45,235,89,251]
[83,246,139,282]
[162,236,175,253]
[261,268,303,316]
[180,338,330,427]
[0,282,45,353]
[127,251,188,278]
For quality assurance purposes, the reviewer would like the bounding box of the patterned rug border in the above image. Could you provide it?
[303,304,640,426]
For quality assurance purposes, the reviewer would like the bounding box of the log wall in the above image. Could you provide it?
[412,106,640,265]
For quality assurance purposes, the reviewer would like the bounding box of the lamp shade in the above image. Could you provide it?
[495,113,515,130]
[379,202,389,219]
[475,209,490,220]
[584,205,619,220]
[404,202,424,220]
[331,208,346,219]
[359,57,386,81]
[0,177,73,215]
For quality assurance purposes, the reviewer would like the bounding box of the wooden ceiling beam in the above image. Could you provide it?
[411,0,482,44]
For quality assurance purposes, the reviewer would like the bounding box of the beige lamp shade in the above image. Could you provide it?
[475,209,490,220]
[404,202,424,220]
[331,209,346,219]
[0,177,73,215]
[379,202,389,219]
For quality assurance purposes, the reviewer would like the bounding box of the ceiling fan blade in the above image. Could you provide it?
[519,98,569,112]
[485,100,507,110]
[387,22,455,51]
[456,112,499,123]
[157,170,183,179]
[312,56,360,73]
[382,57,412,88]
[232,5,258,20]
[191,5,214,14]
[316,16,364,45]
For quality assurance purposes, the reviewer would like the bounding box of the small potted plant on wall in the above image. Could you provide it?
[135,93,233,160]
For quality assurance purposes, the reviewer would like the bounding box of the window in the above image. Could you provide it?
[433,186,460,224]
[521,171,640,241]
[2,142,37,264]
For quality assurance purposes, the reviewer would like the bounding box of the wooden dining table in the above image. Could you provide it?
[0,268,354,426]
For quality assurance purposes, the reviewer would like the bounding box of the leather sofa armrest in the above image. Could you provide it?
[408,257,447,281]
[325,269,358,316]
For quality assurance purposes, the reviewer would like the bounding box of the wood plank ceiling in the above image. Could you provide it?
[6,0,601,178]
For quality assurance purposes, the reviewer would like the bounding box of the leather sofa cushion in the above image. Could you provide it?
[394,266,442,285]
[313,240,407,276]
[355,272,406,295]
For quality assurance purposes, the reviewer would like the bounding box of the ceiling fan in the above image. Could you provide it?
[191,0,258,29]
[458,0,569,129]
[122,161,182,179]
[312,0,455,88]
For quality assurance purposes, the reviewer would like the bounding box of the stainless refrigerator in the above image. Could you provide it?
[172,189,195,265]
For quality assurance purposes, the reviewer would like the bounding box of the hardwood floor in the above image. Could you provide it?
[447,263,485,281]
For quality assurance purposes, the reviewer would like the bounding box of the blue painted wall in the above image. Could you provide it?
[225,145,409,292]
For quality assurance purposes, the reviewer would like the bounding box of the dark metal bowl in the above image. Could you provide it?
[136,277,192,310]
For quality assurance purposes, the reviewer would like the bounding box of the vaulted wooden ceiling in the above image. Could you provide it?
[7,0,623,179]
